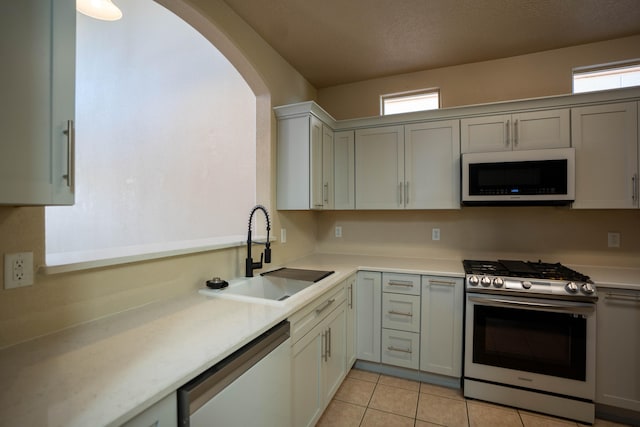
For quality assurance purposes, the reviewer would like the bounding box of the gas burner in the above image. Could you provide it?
[462,259,597,301]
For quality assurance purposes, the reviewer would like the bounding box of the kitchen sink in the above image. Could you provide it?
[199,271,333,305]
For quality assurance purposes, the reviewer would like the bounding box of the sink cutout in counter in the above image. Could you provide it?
[261,268,334,283]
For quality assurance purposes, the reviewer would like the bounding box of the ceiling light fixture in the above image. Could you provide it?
[76,0,123,21]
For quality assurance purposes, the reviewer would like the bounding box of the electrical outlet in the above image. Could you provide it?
[432,228,441,241]
[4,252,34,289]
[280,228,287,244]
[607,232,621,248]
[335,226,342,238]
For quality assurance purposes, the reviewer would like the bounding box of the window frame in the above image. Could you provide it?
[572,60,640,94]
[380,88,440,116]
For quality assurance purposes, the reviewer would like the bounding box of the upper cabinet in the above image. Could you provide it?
[461,109,570,153]
[276,109,334,210]
[0,0,76,205]
[333,131,355,210]
[355,121,460,209]
[571,102,639,209]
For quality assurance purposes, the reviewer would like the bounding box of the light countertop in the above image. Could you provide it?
[0,253,636,427]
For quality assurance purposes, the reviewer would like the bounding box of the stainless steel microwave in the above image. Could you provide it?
[461,148,575,206]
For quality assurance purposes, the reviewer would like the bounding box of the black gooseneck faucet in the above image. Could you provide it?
[245,204,271,277]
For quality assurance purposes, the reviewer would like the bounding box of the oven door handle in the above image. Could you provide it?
[468,296,595,316]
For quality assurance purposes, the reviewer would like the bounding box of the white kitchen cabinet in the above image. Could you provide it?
[356,271,382,362]
[381,328,420,370]
[420,276,464,378]
[461,109,570,153]
[404,120,461,209]
[0,0,75,205]
[345,274,357,368]
[355,121,461,209]
[596,286,640,412]
[291,285,347,427]
[334,130,356,210]
[292,303,346,427]
[355,126,405,209]
[277,113,334,210]
[382,293,421,333]
[382,272,421,295]
[571,102,639,209]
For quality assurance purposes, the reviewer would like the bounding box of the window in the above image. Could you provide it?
[573,62,640,93]
[381,89,440,115]
[45,0,256,269]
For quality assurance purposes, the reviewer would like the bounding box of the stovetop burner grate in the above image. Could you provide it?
[463,259,591,282]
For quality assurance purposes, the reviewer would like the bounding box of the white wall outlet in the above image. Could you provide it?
[607,232,620,248]
[280,228,287,244]
[4,252,34,289]
[335,226,342,238]
[432,228,441,241]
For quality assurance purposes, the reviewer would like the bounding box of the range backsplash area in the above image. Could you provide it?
[315,207,640,268]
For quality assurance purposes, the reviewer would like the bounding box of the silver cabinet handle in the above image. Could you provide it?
[388,310,413,317]
[405,181,409,206]
[505,119,510,147]
[323,182,329,204]
[428,279,456,287]
[633,174,638,202]
[387,346,412,354]
[327,327,332,358]
[514,119,519,147]
[398,182,403,206]
[62,119,75,189]
[322,331,327,362]
[315,298,336,315]
[605,292,640,302]
[348,284,353,309]
[387,280,413,287]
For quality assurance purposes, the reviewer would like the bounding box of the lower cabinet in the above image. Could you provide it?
[596,286,640,412]
[122,392,176,427]
[345,274,357,368]
[356,271,382,362]
[420,276,464,377]
[291,285,347,427]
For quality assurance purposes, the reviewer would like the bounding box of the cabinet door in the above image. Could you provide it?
[461,115,511,153]
[405,120,460,209]
[420,276,464,377]
[356,271,382,362]
[292,326,323,427]
[512,109,570,150]
[277,115,311,209]
[310,116,325,209]
[345,274,357,367]
[355,126,404,209]
[572,102,638,209]
[323,304,347,403]
[596,288,640,412]
[322,124,334,209]
[0,0,75,205]
[334,131,355,210]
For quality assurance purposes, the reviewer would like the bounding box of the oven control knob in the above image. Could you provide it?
[493,277,504,288]
[468,276,479,286]
[521,280,532,289]
[581,282,595,294]
[481,276,492,287]
[565,282,579,293]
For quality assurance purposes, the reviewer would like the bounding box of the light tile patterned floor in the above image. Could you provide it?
[316,369,633,427]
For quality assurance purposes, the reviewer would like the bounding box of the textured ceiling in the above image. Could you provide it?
[221,0,640,88]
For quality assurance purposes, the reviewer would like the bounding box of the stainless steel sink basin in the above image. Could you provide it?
[199,275,321,305]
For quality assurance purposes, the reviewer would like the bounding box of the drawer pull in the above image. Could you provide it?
[315,298,336,315]
[387,345,412,354]
[388,281,414,287]
[428,280,456,286]
[388,310,413,317]
[605,292,640,302]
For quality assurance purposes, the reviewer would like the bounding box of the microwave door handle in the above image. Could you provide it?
[468,296,595,316]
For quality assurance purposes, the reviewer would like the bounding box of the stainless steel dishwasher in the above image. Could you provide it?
[178,321,291,427]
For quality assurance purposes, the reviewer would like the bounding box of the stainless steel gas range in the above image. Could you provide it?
[462,259,598,424]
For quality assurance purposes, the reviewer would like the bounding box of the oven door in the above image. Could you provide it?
[465,293,595,400]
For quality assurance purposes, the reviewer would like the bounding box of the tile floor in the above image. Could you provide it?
[316,368,632,427]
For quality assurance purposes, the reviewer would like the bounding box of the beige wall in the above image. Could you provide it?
[317,35,640,120]
[0,0,318,348]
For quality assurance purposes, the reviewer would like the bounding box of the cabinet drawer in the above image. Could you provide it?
[382,293,420,332]
[382,273,420,295]
[290,282,346,344]
[381,329,419,370]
